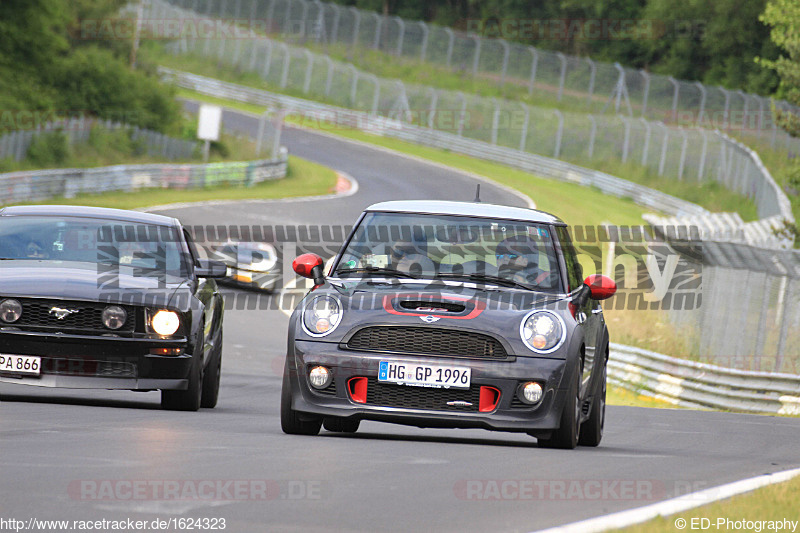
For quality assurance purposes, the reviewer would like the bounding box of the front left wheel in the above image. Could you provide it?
[538,368,580,449]
[579,363,606,447]
[201,331,223,409]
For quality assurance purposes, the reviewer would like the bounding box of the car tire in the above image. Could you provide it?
[161,350,203,412]
[201,331,222,409]
[538,368,580,449]
[280,363,322,435]
[323,417,360,433]
[578,362,606,447]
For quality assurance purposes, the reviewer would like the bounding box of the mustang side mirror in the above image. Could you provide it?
[584,274,617,300]
[293,253,326,286]
[196,259,227,279]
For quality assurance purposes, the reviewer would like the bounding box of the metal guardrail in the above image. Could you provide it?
[608,343,800,415]
[162,68,708,218]
[0,151,288,205]
[0,117,198,162]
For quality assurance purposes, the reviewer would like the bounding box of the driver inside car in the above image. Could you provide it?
[494,236,551,287]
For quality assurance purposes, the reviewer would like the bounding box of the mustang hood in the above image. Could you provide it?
[0,261,191,308]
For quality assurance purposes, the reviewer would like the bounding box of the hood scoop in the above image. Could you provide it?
[399,300,466,313]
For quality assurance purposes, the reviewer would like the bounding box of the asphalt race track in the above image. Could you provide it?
[2,108,800,533]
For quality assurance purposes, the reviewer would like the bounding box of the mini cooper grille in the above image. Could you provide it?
[365,378,480,412]
[14,299,135,333]
[346,327,507,359]
[398,300,466,313]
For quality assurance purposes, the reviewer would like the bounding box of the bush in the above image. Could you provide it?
[48,46,181,134]
[26,131,71,166]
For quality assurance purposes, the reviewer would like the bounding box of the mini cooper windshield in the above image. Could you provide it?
[334,212,563,292]
[0,216,190,280]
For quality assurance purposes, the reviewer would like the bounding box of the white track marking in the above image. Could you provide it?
[531,467,800,533]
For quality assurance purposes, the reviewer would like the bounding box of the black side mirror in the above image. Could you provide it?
[572,284,591,308]
[196,259,228,279]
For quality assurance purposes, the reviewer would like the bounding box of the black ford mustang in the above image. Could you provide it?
[0,205,226,411]
[282,200,616,448]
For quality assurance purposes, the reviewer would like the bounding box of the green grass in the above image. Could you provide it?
[612,473,800,533]
[607,386,677,409]
[1,155,338,210]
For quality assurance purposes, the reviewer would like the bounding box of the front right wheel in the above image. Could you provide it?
[280,362,321,436]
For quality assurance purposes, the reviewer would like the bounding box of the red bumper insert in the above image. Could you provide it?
[479,386,501,412]
[347,377,368,404]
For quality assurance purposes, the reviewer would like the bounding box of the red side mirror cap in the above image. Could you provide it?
[584,274,617,300]
[293,253,324,279]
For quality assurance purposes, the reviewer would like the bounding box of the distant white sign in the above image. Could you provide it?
[197,104,222,142]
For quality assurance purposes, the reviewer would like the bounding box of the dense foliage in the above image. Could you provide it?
[330,0,781,96]
[0,0,180,133]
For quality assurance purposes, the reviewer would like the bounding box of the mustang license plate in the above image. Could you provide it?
[0,354,42,376]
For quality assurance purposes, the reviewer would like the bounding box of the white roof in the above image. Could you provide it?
[365,200,564,225]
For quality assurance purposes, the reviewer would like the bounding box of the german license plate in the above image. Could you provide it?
[0,354,41,375]
[378,361,471,389]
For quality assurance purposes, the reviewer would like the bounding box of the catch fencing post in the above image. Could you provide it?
[444,28,455,68]
[525,47,539,96]
[678,129,688,180]
[556,52,567,102]
[499,40,510,87]
[641,118,651,166]
[695,81,706,126]
[303,49,313,94]
[586,58,596,107]
[588,115,597,158]
[324,56,334,97]
[419,22,429,62]
[519,104,530,152]
[640,70,650,118]
[393,17,404,56]
[553,110,564,158]
[471,35,482,78]
[669,77,679,123]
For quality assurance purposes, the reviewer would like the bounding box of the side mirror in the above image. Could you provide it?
[196,259,228,279]
[293,253,325,286]
[584,274,617,300]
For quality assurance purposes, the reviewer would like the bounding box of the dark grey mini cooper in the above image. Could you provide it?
[282,200,616,448]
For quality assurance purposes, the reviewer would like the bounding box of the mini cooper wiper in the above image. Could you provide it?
[335,267,420,279]
[434,272,533,290]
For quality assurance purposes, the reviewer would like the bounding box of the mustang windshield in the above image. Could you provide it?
[0,216,190,279]
[334,212,563,292]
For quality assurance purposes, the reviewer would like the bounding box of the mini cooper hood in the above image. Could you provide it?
[0,261,191,307]
[300,280,572,346]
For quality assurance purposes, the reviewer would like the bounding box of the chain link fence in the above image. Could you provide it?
[664,242,800,374]
[0,117,198,163]
[147,0,793,233]
[155,0,800,155]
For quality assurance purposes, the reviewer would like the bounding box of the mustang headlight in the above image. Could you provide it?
[520,311,566,353]
[102,305,127,330]
[150,310,180,336]
[0,299,22,323]
[302,295,342,337]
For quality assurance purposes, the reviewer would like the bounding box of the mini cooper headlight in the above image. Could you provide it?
[520,311,566,353]
[150,310,180,336]
[0,299,22,323]
[102,305,127,330]
[302,295,342,337]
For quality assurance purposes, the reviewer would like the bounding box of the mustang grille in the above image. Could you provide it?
[14,299,135,333]
[41,358,137,378]
[365,378,480,412]
[346,327,507,359]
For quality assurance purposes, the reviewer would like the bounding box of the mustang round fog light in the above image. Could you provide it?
[0,299,22,323]
[521,382,543,404]
[308,366,332,389]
